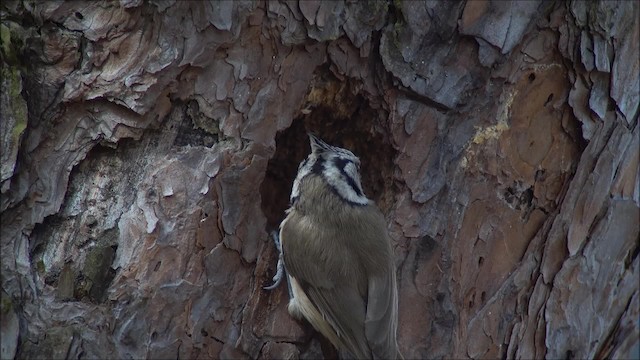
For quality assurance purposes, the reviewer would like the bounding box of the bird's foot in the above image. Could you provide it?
[264,231,285,290]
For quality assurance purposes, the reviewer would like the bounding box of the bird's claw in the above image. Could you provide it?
[264,231,285,290]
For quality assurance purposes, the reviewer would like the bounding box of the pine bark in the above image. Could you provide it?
[1,1,638,359]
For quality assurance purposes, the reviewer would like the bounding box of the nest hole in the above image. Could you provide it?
[260,68,397,229]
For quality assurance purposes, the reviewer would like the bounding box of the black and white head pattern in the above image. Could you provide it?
[290,134,369,206]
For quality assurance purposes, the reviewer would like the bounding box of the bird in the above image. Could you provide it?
[268,133,402,359]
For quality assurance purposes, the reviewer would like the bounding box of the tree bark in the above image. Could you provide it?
[1,1,638,359]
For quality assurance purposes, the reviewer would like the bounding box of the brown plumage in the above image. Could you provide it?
[280,144,402,359]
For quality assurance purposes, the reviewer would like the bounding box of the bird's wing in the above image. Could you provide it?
[365,262,402,360]
[305,285,371,358]
[354,207,402,359]
[281,212,371,359]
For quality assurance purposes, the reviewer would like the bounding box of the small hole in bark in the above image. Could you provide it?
[174,100,219,147]
[480,291,486,303]
[75,12,83,19]
[151,331,158,340]
[154,261,161,271]
[201,328,209,337]
[467,289,476,309]
[44,273,58,285]
[528,73,536,82]
[521,188,534,207]
[504,187,515,203]
[565,350,574,360]
[478,256,484,266]
[544,93,554,106]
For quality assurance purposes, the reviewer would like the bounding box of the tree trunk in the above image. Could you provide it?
[1,1,637,359]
